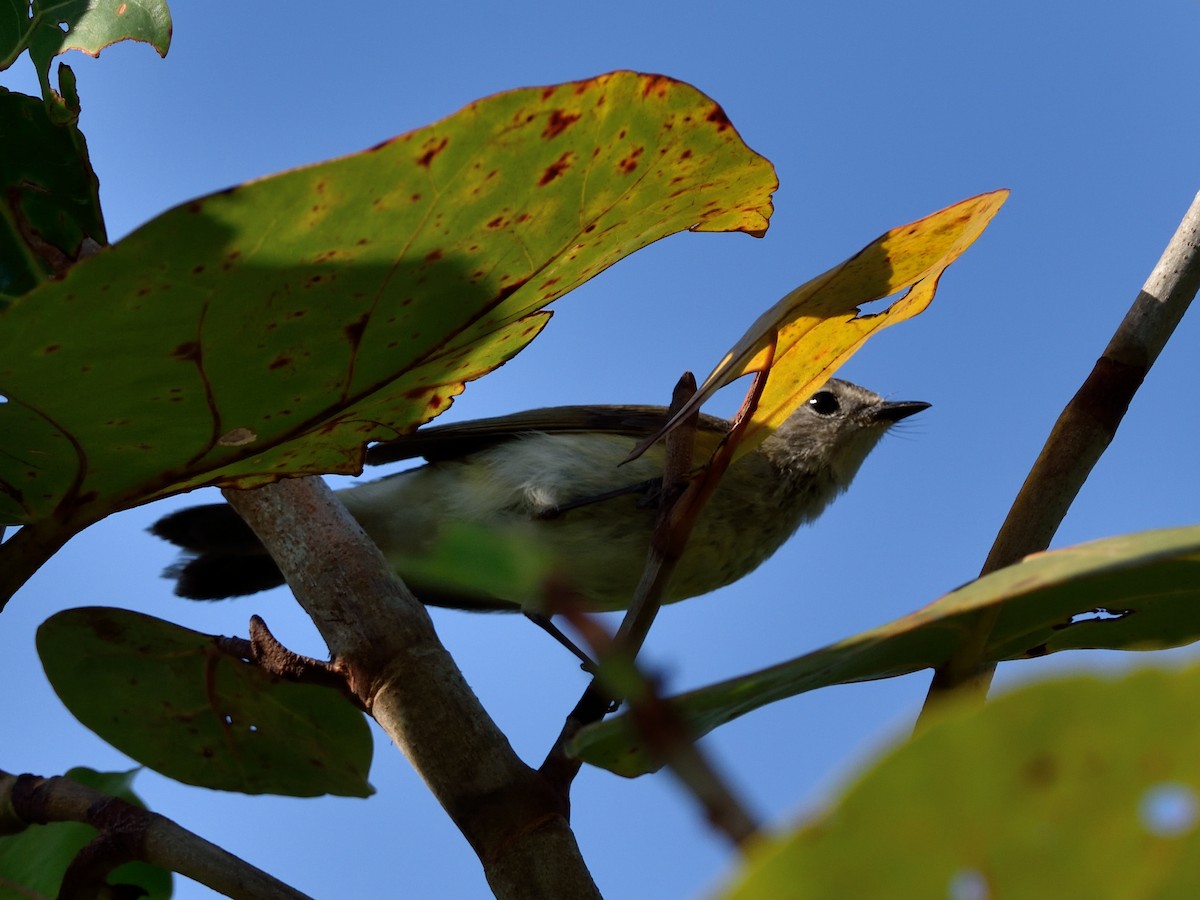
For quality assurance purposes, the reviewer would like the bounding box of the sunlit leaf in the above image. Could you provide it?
[18,0,172,108]
[37,607,374,797]
[636,191,1007,461]
[0,71,776,532]
[717,665,1200,899]
[573,525,1200,776]
[0,767,172,899]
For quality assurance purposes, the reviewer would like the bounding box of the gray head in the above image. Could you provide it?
[759,378,930,490]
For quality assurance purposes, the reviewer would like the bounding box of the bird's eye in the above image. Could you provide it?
[807,391,840,416]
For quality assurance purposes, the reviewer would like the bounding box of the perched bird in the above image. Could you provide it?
[152,379,927,612]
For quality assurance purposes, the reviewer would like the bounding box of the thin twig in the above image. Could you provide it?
[562,604,762,848]
[539,372,700,793]
[919,190,1200,721]
[213,616,366,710]
[615,361,773,658]
[2,769,311,900]
[614,372,700,655]
[541,368,768,842]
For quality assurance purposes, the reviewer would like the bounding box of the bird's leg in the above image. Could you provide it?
[524,611,598,672]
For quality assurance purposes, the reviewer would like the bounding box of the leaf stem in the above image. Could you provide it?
[0,518,75,612]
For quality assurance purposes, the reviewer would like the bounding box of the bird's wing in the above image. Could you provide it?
[365,405,732,465]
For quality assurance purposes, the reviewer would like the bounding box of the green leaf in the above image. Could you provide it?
[22,0,172,108]
[395,522,558,606]
[0,71,775,533]
[0,0,36,70]
[0,84,106,297]
[573,524,1200,776]
[0,767,172,899]
[37,607,374,797]
[717,665,1200,899]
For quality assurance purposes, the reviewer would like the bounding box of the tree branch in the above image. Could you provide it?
[1,769,311,900]
[614,371,700,654]
[0,519,75,613]
[571,606,762,848]
[222,477,601,900]
[920,190,1200,720]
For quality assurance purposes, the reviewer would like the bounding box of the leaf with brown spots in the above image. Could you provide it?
[0,71,775,538]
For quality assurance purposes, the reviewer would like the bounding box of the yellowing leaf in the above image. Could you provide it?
[643,191,1008,459]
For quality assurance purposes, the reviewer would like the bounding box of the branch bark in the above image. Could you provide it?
[920,190,1200,719]
[0,518,75,612]
[222,477,601,900]
[1,769,311,900]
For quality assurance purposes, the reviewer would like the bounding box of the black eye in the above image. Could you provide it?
[807,391,840,416]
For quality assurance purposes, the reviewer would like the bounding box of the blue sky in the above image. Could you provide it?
[5,2,1200,897]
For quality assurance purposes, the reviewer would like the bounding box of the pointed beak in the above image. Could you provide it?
[874,400,931,423]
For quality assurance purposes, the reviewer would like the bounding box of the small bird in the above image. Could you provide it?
[152,379,927,612]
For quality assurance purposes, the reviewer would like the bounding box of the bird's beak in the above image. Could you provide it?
[875,400,931,422]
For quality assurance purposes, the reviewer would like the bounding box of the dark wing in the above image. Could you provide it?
[365,405,733,465]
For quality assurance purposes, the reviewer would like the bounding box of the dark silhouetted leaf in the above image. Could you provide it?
[0,86,105,298]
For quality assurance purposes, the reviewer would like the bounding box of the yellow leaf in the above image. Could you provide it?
[639,190,1009,460]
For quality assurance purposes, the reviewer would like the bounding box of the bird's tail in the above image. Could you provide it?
[150,504,286,599]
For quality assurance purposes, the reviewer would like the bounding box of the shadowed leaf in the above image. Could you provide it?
[0,86,105,298]
[37,607,374,797]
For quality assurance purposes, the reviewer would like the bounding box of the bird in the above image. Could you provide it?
[151,378,928,612]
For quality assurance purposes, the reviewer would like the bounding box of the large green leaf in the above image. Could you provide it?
[573,524,1200,776]
[0,767,172,899]
[0,71,775,532]
[37,607,374,797]
[717,664,1200,899]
